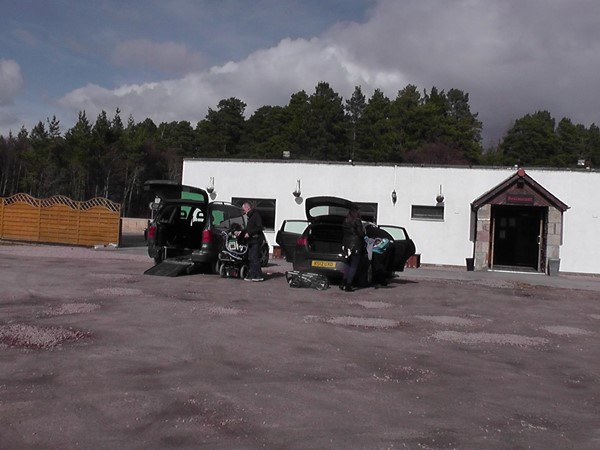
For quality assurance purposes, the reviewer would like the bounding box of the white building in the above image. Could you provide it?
[182,159,600,275]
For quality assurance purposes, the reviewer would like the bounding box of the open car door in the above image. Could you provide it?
[275,220,308,262]
[377,225,416,272]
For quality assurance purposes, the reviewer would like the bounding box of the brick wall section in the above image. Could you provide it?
[121,218,149,234]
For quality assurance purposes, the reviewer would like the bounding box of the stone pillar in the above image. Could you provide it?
[546,207,562,274]
[473,204,491,270]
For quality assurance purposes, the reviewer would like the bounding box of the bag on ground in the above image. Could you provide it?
[285,271,329,290]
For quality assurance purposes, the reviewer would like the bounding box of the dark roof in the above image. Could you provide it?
[471,168,569,212]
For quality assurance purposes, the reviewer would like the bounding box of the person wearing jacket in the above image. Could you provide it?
[340,207,365,291]
[241,201,265,281]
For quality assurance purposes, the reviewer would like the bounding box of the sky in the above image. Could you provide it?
[1,0,599,145]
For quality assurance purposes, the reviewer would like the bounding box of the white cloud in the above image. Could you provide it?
[58,0,600,142]
[112,39,205,75]
[0,59,24,106]
[60,36,409,125]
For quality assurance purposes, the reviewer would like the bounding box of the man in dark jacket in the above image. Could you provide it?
[241,201,265,281]
[340,207,365,291]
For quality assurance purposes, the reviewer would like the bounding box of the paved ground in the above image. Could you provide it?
[0,239,599,449]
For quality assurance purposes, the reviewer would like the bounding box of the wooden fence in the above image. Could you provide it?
[0,193,121,247]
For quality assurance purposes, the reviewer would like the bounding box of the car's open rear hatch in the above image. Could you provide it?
[305,196,356,224]
[144,180,208,204]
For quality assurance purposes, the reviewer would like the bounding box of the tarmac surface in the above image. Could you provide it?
[0,237,599,449]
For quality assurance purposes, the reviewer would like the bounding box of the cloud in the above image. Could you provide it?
[112,39,205,75]
[0,59,24,106]
[60,35,408,125]
[12,28,38,47]
[58,0,600,142]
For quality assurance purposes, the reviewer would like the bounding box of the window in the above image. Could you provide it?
[210,203,245,229]
[356,202,378,223]
[232,197,276,230]
[411,205,444,221]
[282,219,308,234]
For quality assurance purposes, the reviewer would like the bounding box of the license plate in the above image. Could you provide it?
[311,260,336,268]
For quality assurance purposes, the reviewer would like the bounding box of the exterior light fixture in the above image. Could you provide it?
[436,185,444,204]
[292,179,301,198]
[391,165,398,205]
[207,177,215,194]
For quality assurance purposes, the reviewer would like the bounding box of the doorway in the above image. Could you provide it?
[491,205,546,271]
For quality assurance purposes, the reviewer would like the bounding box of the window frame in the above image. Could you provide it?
[411,205,445,221]
[232,197,277,231]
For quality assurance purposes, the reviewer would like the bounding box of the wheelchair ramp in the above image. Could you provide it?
[144,259,196,277]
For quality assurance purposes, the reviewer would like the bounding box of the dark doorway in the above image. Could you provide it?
[492,206,545,271]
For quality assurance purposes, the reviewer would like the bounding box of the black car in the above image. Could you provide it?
[144,180,269,272]
[275,196,415,285]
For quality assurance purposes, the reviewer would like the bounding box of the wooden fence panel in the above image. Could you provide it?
[77,206,121,246]
[0,193,121,247]
[1,199,41,241]
[39,205,80,245]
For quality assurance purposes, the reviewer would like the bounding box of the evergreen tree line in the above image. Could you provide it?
[1,82,598,217]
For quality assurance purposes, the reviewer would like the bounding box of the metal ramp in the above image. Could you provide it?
[144,258,197,277]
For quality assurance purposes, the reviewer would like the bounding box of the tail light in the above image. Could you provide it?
[202,229,212,244]
[147,224,156,239]
[296,237,307,247]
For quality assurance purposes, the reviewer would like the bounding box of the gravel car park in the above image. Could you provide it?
[1,242,599,449]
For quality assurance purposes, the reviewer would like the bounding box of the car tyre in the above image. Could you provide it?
[211,259,221,274]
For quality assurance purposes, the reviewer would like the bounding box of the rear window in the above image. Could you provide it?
[181,191,207,202]
[283,220,308,234]
[309,205,349,219]
[210,204,245,229]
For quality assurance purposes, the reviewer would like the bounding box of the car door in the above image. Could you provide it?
[275,220,308,262]
[377,225,416,271]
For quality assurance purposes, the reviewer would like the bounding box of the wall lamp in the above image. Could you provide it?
[391,165,398,205]
[436,184,444,205]
[293,179,301,198]
[207,177,215,194]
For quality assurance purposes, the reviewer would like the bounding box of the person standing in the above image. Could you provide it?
[241,201,265,281]
[340,207,365,291]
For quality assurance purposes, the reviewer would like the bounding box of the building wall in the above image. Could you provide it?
[182,159,600,274]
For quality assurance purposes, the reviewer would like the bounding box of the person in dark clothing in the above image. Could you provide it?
[340,207,365,292]
[365,224,392,287]
[241,201,265,281]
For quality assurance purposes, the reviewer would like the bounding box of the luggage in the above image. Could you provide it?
[285,271,330,290]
